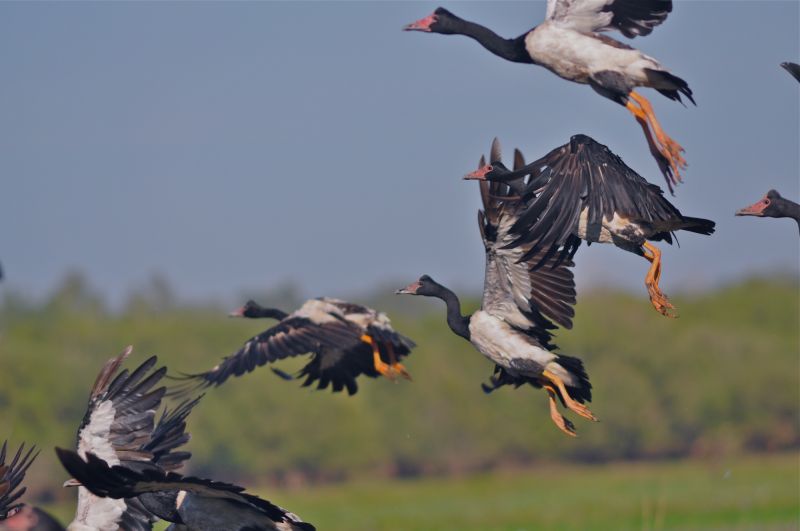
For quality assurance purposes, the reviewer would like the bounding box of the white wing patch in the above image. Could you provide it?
[77,400,120,465]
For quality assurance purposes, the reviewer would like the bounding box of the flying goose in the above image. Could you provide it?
[63,346,200,531]
[736,190,800,231]
[56,450,315,531]
[0,442,63,531]
[404,0,694,192]
[397,145,594,436]
[465,134,715,317]
[174,298,415,396]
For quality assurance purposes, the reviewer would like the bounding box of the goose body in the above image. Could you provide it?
[466,135,716,316]
[405,1,693,191]
[175,298,415,396]
[398,140,594,436]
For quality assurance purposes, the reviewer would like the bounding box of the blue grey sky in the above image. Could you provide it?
[1,1,798,305]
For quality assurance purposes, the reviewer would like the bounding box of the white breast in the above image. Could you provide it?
[525,23,655,83]
[468,311,556,374]
[576,208,644,244]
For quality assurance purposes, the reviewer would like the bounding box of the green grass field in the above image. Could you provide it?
[41,452,799,530]
[265,452,799,531]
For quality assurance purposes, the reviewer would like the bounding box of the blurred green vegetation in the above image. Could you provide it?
[0,272,798,513]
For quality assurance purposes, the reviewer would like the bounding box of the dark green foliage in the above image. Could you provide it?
[0,275,797,498]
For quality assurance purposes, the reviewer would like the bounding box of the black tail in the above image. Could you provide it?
[678,216,715,235]
[645,68,695,105]
[556,354,592,403]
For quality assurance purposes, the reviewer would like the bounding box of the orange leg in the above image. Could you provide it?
[544,384,577,437]
[385,342,412,381]
[642,242,676,318]
[542,370,597,422]
[626,92,687,186]
[360,335,410,381]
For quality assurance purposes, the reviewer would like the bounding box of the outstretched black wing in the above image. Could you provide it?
[479,156,577,348]
[0,442,38,519]
[547,0,672,38]
[509,134,682,261]
[782,62,800,83]
[177,314,363,392]
[57,450,316,531]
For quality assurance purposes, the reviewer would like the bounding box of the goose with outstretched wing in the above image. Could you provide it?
[405,0,693,193]
[65,347,200,531]
[397,140,594,436]
[173,298,415,396]
[56,450,315,531]
[466,135,715,317]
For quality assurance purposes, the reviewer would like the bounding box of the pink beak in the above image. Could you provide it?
[464,165,493,181]
[403,14,436,32]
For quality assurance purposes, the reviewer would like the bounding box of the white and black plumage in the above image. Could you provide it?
[397,143,594,437]
[174,298,415,396]
[405,0,693,192]
[0,442,63,531]
[66,347,200,531]
[465,135,715,317]
[56,450,315,531]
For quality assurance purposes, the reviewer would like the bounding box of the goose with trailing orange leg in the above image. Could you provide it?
[171,298,415,397]
[465,134,715,317]
[397,168,594,437]
[405,0,694,193]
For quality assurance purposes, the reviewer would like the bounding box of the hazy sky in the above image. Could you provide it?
[1,1,798,305]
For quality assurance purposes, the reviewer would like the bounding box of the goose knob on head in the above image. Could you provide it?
[404,1,694,193]
[172,298,415,397]
[397,143,595,437]
[736,190,800,232]
[465,135,715,317]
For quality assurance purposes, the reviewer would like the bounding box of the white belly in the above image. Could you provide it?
[525,23,655,83]
[576,208,644,244]
[468,311,555,374]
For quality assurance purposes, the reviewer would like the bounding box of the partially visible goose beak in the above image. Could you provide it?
[63,478,82,487]
[464,165,493,181]
[395,281,421,295]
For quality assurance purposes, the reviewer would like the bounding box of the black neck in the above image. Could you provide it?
[252,308,289,320]
[449,17,532,64]
[778,199,800,226]
[430,283,471,340]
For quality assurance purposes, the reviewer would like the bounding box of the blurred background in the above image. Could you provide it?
[1,1,798,529]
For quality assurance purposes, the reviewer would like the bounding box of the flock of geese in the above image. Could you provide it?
[2,1,799,530]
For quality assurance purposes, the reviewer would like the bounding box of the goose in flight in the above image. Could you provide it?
[397,143,594,436]
[404,0,694,193]
[56,450,315,531]
[465,134,715,317]
[174,298,415,396]
[63,346,201,530]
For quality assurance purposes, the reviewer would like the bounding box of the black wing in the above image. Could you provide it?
[547,0,672,38]
[782,62,800,83]
[56,450,316,531]
[176,315,363,392]
[0,442,38,519]
[509,134,682,260]
[479,175,577,348]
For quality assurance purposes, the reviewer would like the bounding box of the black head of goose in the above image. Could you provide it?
[62,346,201,531]
[173,298,415,397]
[405,0,693,192]
[782,62,800,83]
[0,442,63,531]
[465,134,716,317]
[56,450,315,531]
[398,147,594,437]
[736,190,800,231]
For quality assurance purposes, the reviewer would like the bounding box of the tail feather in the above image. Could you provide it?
[645,68,695,105]
[650,216,715,236]
[555,354,592,403]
